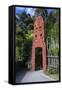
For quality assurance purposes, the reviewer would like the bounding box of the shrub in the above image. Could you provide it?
[47,66,59,74]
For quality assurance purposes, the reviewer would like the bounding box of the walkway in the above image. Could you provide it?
[16,69,54,83]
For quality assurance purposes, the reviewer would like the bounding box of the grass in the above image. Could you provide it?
[48,73,59,80]
[45,71,59,80]
[44,65,59,80]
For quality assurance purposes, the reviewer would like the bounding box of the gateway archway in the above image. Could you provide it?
[35,47,42,70]
[31,16,46,71]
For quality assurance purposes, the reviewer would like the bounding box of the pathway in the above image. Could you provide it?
[16,69,54,83]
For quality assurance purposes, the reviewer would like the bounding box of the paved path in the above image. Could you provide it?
[16,70,54,83]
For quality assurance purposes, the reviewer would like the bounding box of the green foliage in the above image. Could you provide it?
[25,30,33,40]
[50,47,59,56]
[16,47,22,61]
[16,27,25,46]
[46,10,59,56]
[16,11,34,31]
[22,30,33,63]
[16,26,33,62]
[47,66,59,74]
[35,8,48,21]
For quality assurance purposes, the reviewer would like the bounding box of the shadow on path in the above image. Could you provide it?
[16,68,30,83]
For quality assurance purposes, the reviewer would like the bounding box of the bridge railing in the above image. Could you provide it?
[47,56,59,67]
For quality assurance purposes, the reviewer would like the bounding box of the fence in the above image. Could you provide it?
[47,56,59,67]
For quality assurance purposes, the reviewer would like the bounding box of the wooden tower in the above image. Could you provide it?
[31,16,46,71]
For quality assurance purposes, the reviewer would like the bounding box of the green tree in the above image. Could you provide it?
[46,10,59,56]
[16,11,34,32]
[16,11,34,62]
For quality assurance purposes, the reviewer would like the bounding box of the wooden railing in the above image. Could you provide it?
[47,56,59,67]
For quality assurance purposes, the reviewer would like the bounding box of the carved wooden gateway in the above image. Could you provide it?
[31,16,46,71]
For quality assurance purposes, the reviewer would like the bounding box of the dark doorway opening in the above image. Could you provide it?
[35,47,42,70]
